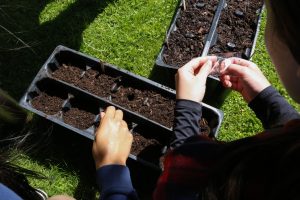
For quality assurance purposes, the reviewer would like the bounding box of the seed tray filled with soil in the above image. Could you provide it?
[51,62,175,128]
[45,46,223,134]
[130,123,168,169]
[153,0,229,107]
[208,0,264,59]
[24,78,101,139]
[21,78,171,169]
[20,45,224,169]
[156,0,225,68]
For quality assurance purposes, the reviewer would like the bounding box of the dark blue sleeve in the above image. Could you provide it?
[96,165,138,200]
[170,99,202,149]
[249,86,300,129]
[0,183,22,200]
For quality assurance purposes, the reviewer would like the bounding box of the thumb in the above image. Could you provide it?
[196,60,213,78]
[221,64,248,77]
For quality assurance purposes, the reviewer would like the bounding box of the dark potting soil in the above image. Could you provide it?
[63,108,95,130]
[111,85,175,128]
[163,0,219,67]
[53,65,115,97]
[200,118,210,136]
[31,92,64,115]
[77,69,115,97]
[52,64,84,84]
[51,64,211,132]
[52,64,175,128]
[131,132,163,164]
[209,0,263,58]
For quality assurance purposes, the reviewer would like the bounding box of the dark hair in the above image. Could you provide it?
[202,122,300,200]
[0,91,44,200]
[0,152,43,200]
[269,0,300,64]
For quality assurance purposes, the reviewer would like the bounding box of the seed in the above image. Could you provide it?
[234,10,244,18]
[185,32,196,38]
[195,2,205,9]
[226,42,236,50]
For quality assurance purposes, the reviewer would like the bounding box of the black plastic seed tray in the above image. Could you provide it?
[153,0,264,108]
[156,0,225,69]
[20,45,224,169]
[154,0,228,107]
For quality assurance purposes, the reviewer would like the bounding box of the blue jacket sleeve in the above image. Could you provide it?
[170,99,202,149]
[249,86,300,129]
[96,165,138,200]
[0,183,22,200]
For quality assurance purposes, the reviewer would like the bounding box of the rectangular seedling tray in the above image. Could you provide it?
[154,0,264,108]
[154,0,229,107]
[208,0,264,60]
[20,45,224,170]
[156,0,225,68]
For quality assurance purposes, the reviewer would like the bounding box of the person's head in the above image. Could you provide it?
[265,0,300,102]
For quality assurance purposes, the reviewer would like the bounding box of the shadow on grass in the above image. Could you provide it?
[0,0,116,199]
[12,118,97,199]
[0,0,116,98]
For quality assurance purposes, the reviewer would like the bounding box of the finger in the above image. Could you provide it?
[221,75,231,81]
[222,79,240,90]
[181,56,217,72]
[114,109,123,121]
[229,57,257,69]
[100,112,105,119]
[105,106,115,118]
[222,79,232,88]
[196,60,213,78]
[221,64,249,77]
[221,74,239,83]
[121,120,128,129]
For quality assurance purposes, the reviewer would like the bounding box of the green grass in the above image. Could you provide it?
[14,153,79,197]
[0,0,299,199]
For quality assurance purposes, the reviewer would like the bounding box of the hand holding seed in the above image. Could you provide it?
[92,106,133,169]
[220,58,271,103]
[176,56,217,102]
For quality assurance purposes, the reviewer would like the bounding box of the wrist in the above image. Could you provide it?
[245,83,271,103]
[176,92,203,102]
[95,158,126,170]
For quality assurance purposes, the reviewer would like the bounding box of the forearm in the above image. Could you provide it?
[249,86,300,129]
[170,100,202,149]
[96,165,138,200]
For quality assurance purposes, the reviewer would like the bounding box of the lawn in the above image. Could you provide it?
[0,0,299,199]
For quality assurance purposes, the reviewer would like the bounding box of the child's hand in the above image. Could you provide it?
[220,58,271,103]
[92,106,133,169]
[175,56,217,102]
